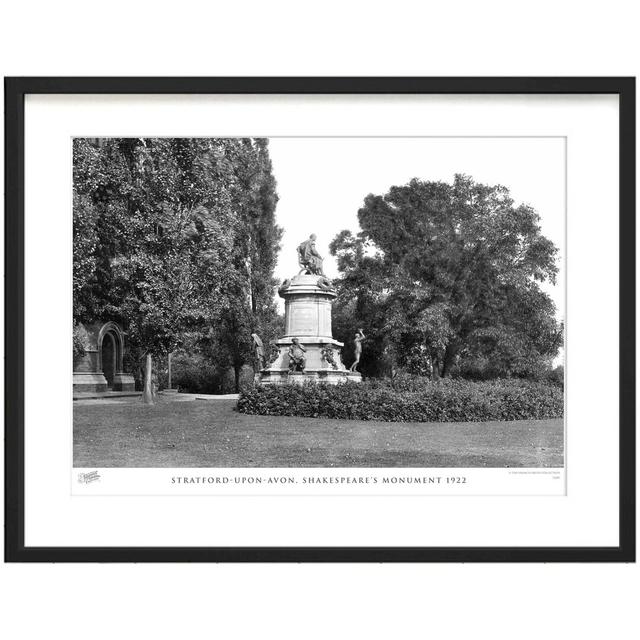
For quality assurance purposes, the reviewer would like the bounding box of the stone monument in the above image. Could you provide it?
[258,235,362,385]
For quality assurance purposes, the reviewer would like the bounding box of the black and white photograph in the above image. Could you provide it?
[7,76,632,564]
[2,3,637,636]
[72,136,565,473]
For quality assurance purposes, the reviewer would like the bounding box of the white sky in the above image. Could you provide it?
[268,137,565,330]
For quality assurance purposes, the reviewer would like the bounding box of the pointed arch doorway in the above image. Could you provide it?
[97,322,133,391]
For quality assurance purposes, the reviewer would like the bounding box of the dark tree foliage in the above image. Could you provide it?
[73,138,282,399]
[330,174,562,380]
[208,138,283,389]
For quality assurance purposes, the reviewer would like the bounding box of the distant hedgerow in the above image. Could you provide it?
[237,378,563,423]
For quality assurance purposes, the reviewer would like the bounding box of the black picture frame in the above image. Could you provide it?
[4,77,635,563]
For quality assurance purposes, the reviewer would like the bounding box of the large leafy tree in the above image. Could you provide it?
[209,138,282,388]
[73,137,281,400]
[330,174,562,379]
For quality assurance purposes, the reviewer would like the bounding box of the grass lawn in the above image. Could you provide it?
[74,397,564,468]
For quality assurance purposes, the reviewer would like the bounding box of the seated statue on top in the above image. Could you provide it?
[297,234,325,276]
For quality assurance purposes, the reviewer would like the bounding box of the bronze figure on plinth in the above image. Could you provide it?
[297,234,325,276]
[350,329,366,372]
[288,338,307,372]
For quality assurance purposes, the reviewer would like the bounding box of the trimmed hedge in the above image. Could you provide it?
[237,378,564,423]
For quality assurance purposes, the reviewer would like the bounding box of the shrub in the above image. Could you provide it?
[544,365,565,389]
[159,352,220,394]
[72,321,89,359]
[237,377,563,423]
[156,355,256,394]
[221,365,255,394]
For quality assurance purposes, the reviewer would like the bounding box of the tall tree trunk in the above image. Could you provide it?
[430,354,441,381]
[234,363,241,394]
[142,352,155,405]
[441,344,457,378]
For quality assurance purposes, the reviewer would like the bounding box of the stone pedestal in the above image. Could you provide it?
[258,274,361,385]
[72,371,109,393]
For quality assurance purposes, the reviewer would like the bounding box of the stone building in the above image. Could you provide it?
[73,321,136,393]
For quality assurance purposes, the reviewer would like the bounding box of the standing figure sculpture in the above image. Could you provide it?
[251,333,265,371]
[297,234,325,276]
[350,329,366,372]
[288,338,307,373]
